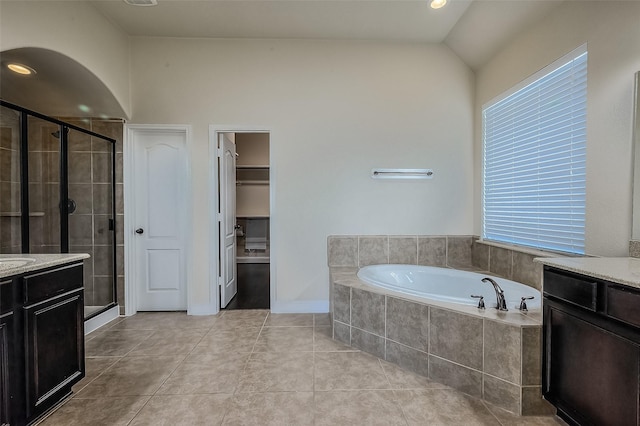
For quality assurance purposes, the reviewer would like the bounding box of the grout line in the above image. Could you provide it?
[124,395,154,426]
[383,295,387,360]
[481,399,508,426]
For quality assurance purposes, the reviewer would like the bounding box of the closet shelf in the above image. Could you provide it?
[236,165,269,169]
[237,180,269,186]
[236,214,269,219]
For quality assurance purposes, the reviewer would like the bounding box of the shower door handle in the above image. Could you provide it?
[135,228,144,235]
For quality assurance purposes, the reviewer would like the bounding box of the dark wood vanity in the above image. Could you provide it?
[0,256,86,426]
[542,264,640,426]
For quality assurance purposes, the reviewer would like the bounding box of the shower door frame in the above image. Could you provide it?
[0,100,118,320]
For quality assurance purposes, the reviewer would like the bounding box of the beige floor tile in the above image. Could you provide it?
[72,356,121,393]
[107,312,221,331]
[129,394,231,426]
[156,352,251,395]
[126,328,207,356]
[380,359,448,390]
[395,389,501,425]
[222,392,314,426]
[314,313,332,327]
[84,329,154,356]
[75,355,184,398]
[42,311,563,426]
[253,326,314,352]
[313,326,358,352]
[38,396,150,426]
[213,313,268,330]
[314,351,391,391]
[314,390,407,426]
[236,352,314,393]
[484,402,567,426]
[84,321,119,342]
[193,327,261,353]
[264,313,314,327]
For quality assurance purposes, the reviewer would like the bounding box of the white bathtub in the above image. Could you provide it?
[357,264,541,310]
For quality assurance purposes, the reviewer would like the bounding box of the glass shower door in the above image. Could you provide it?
[0,101,118,319]
[67,127,115,318]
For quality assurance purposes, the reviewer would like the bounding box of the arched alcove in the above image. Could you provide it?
[0,47,128,119]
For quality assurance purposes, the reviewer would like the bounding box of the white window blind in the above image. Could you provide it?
[482,47,587,254]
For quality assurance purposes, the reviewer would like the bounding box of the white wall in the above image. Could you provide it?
[129,38,475,309]
[475,1,640,257]
[0,1,131,118]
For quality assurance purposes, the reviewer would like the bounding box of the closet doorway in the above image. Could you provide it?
[217,131,270,310]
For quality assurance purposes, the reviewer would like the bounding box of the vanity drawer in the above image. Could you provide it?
[606,285,640,329]
[543,269,598,311]
[22,263,83,305]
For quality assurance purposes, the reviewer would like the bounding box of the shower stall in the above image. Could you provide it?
[0,101,118,319]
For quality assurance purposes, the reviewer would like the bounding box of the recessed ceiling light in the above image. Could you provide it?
[123,0,158,6]
[430,0,447,9]
[7,63,36,75]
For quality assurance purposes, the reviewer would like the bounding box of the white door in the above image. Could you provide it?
[133,129,188,311]
[219,133,237,308]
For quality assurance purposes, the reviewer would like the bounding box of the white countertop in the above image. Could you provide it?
[535,257,640,289]
[0,254,90,279]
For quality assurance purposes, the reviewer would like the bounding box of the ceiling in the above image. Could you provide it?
[1,47,126,118]
[90,0,565,69]
[0,0,565,119]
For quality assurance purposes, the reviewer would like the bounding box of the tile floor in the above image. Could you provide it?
[39,310,566,425]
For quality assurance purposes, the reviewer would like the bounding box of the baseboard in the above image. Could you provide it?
[84,305,120,334]
[270,299,329,313]
[188,303,219,316]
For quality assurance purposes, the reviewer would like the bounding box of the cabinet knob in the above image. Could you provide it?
[135,228,144,235]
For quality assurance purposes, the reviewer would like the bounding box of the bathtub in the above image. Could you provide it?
[357,264,541,310]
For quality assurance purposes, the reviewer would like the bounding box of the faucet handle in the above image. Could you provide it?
[470,295,485,309]
[519,296,535,312]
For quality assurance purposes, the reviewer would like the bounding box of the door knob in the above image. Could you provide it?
[135,228,144,234]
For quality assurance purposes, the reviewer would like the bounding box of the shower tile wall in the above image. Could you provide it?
[0,107,21,253]
[28,118,61,255]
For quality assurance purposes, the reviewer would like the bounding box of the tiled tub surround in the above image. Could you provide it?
[328,235,549,291]
[328,235,554,416]
[330,268,549,416]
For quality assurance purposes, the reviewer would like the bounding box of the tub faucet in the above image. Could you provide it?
[481,277,508,311]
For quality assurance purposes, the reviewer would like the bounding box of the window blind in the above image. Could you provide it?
[482,48,587,254]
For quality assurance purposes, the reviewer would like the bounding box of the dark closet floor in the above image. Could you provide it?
[224,263,270,310]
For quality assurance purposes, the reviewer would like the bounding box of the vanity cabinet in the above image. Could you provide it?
[2,261,85,426]
[543,266,640,426]
[22,264,84,422]
[0,279,14,426]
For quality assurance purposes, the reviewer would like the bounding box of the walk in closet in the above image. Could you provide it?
[227,133,270,309]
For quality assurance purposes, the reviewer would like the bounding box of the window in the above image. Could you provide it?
[482,46,587,254]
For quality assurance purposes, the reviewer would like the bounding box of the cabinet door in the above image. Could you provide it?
[0,279,13,426]
[0,313,12,426]
[544,304,639,425]
[24,289,84,420]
